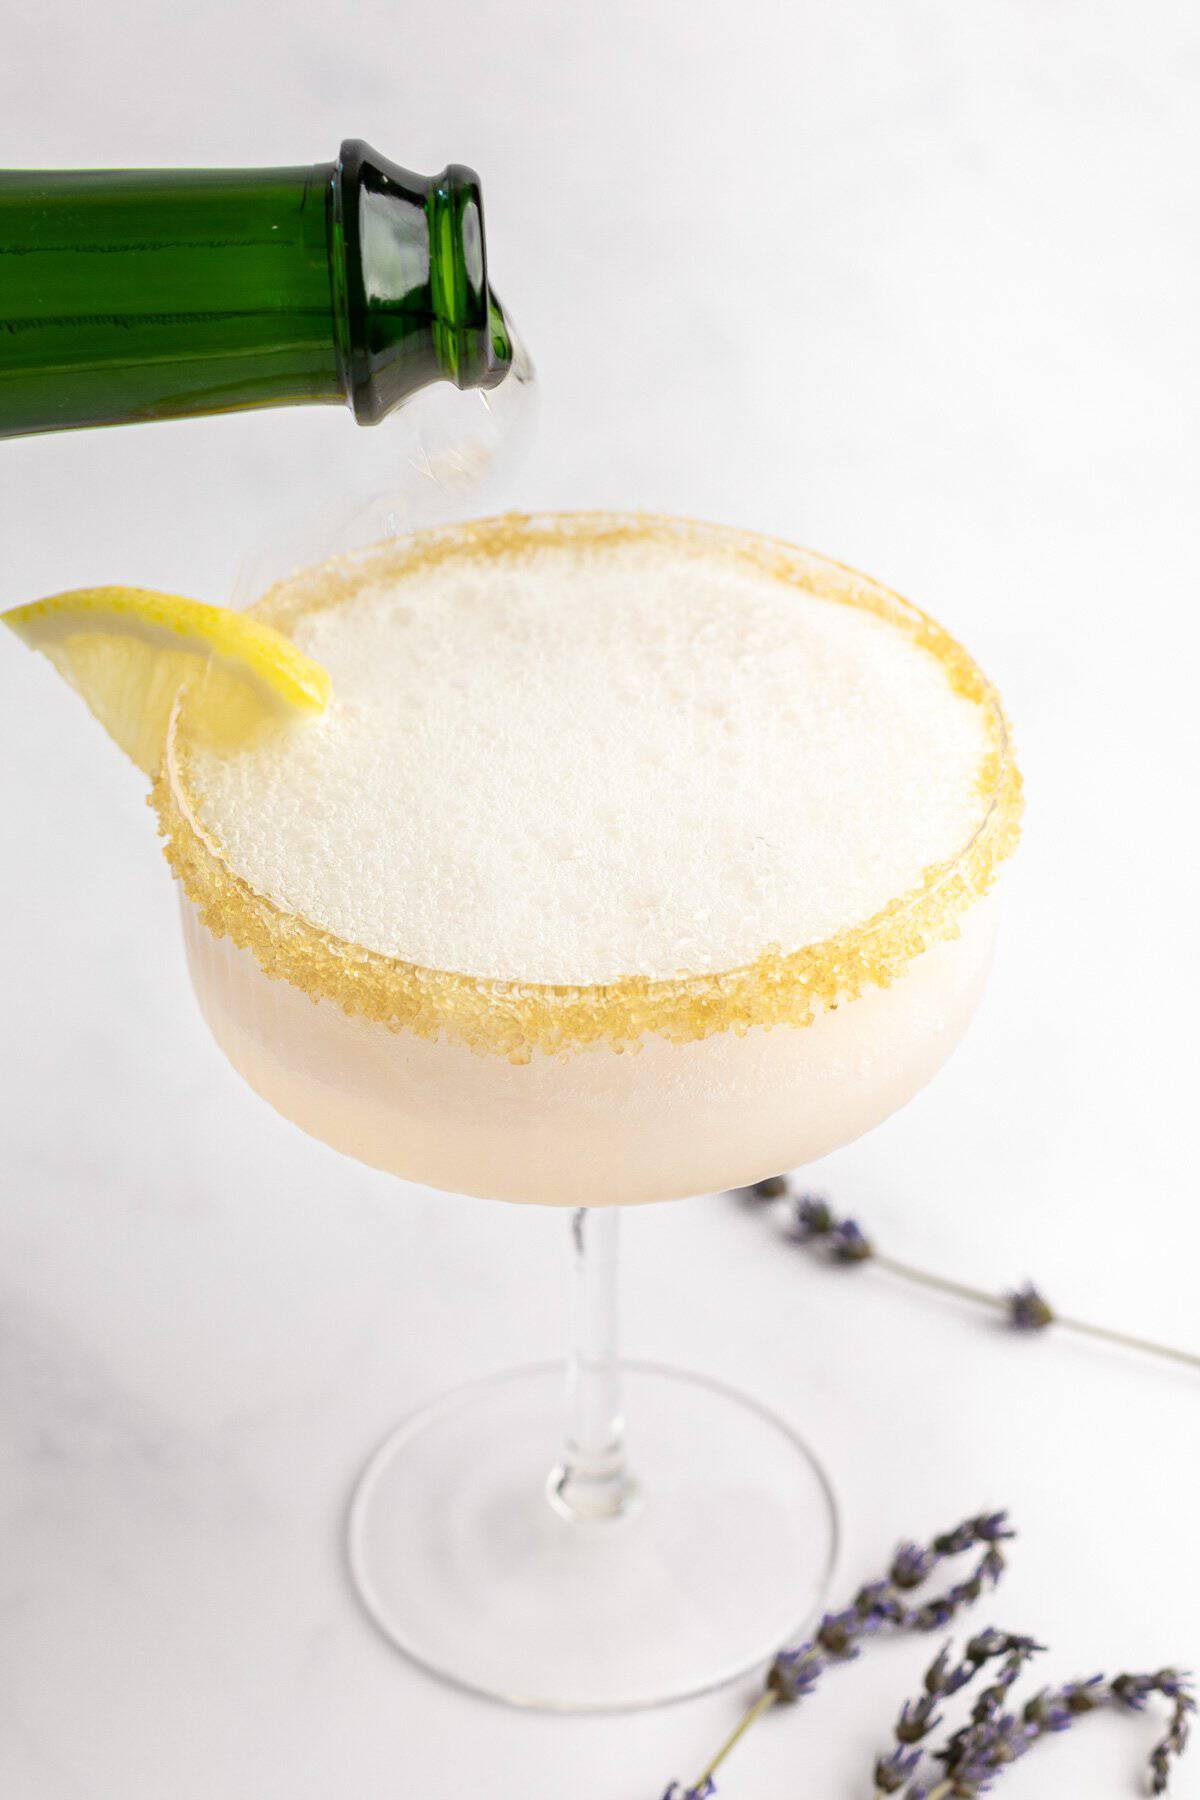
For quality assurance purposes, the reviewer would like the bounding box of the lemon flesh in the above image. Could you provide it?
[3,586,331,775]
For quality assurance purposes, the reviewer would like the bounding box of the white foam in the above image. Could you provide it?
[189,537,993,984]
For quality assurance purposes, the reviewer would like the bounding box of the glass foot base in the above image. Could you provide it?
[347,1360,839,1712]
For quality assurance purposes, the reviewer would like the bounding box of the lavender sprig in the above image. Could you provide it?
[771,1515,1011,1701]
[874,1633,1042,1796]
[908,1664,1195,1797]
[660,1511,1013,1799]
[741,1178,1199,1372]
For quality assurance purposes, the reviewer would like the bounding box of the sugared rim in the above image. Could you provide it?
[151,511,1023,1061]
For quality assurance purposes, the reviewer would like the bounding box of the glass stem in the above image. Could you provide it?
[549,1207,637,1522]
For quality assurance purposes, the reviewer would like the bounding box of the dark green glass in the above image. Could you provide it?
[0,139,512,439]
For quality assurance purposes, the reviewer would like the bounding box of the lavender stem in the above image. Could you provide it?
[693,1689,778,1786]
[872,1252,1001,1312]
[872,1253,1199,1371]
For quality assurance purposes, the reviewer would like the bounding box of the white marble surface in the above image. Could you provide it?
[2,1,1199,1794]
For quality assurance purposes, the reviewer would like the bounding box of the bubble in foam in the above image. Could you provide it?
[188,523,998,989]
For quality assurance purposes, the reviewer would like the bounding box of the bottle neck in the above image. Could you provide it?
[333,140,511,425]
[0,142,510,440]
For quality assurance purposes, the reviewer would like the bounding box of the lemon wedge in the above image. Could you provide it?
[2,585,331,774]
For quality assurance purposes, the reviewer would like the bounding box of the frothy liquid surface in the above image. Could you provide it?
[187,526,994,986]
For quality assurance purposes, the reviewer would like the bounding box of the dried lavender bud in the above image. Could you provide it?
[891,1542,937,1590]
[856,1578,901,1613]
[830,1218,874,1263]
[661,1782,715,1800]
[1113,1671,1164,1710]
[965,1628,1010,1663]
[923,1644,978,1699]
[748,1175,789,1200]
[1060,1673,1105,1713]
[767,1645,825,1703]
[911,1599,955,1632]
[874,1745,922,1792]
[980,1544,1006,1582]
[1006,1282,1054,1331]
[1021,1688,1074,1732]
[817,1607,873,1658]
[895,1694,944,1744]
[932,1521,981,1556]
[1155,1672,1193,1700]
[790,1193,836,1241]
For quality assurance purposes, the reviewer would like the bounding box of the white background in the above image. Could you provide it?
[2,2,1198,1795]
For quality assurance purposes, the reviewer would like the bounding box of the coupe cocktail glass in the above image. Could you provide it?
[153,513,1021,1710]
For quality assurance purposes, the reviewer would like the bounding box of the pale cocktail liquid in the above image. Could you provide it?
[155,514,1021,1204]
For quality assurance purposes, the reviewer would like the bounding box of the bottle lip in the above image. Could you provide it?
[332,140,510,422]
[427,162,511,391]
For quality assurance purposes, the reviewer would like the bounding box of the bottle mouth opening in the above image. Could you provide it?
[332,141,511,423]
[426,164,511,391]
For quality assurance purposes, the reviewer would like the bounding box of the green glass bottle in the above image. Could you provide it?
[0,139,512,440]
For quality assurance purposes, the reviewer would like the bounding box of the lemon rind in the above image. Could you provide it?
[5,586,330,717]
